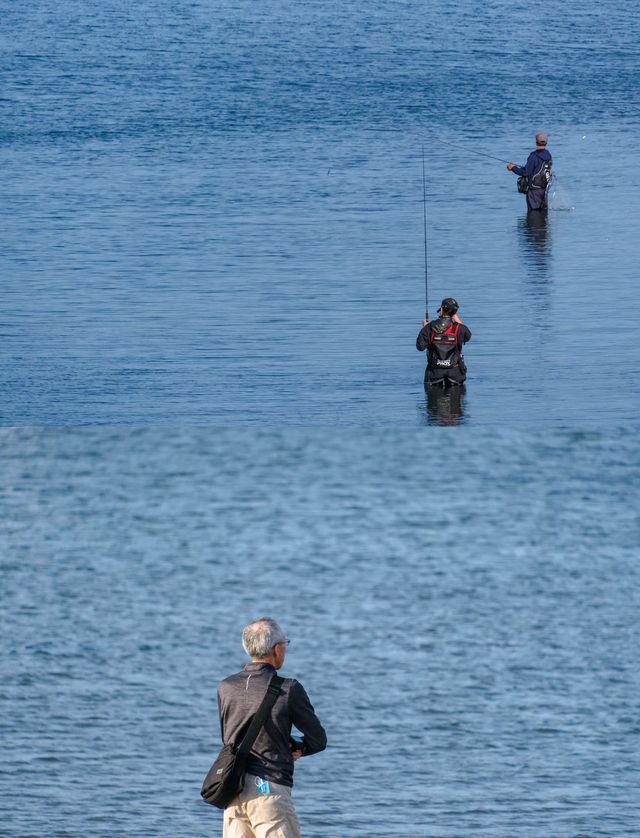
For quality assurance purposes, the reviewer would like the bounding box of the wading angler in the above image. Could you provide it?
[416,297,472,387]
[507,132,553,211]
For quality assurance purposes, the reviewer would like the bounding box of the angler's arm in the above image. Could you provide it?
[508,153,535,177]
[416,325,431,352]
[452,316,471,344]
[290,681,327,756]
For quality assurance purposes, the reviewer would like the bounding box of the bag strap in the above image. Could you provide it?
[236,675,284,757]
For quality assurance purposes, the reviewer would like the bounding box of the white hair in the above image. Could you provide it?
[242,618,286,659]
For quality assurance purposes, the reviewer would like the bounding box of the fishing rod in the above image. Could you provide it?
[438,138,511,165]
[422,146,429,321]
[439,136,564,190]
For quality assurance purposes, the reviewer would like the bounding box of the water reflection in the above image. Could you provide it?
[518,211,552,275]
[424,384,466,426]
[517,212,553,319]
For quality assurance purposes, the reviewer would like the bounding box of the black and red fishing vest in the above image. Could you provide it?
[429,320,462,371]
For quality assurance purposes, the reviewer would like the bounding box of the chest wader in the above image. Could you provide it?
[517,159,552,202]
[527,159,552,209]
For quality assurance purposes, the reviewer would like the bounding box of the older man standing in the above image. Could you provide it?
[507,132,553,210]
[217,618,327,838]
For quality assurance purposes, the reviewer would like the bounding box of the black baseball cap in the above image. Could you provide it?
[439,297,459,315]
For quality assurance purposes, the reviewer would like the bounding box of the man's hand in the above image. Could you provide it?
[290,737,304,760]
[506,163,515,171]
[422,319,429,327]
[452,313,462,324]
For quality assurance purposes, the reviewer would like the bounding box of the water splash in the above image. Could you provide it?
[548,177,575,211]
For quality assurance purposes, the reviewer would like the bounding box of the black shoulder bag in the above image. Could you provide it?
[201,675,284,809]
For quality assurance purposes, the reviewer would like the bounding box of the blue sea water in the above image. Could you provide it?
[1,0,639,425]
[2,2,640,837]
[2,428,640,837]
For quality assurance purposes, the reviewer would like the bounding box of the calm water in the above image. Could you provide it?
[1,428,640,836]
[1,0,640,425]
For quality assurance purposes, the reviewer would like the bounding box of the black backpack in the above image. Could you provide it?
[429,321,462,370]
[517,155,552,193]
[530,159,552,189]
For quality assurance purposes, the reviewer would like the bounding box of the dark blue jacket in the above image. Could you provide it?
[512,148,552,183]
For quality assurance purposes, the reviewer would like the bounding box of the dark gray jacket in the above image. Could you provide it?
[217,662,327,787]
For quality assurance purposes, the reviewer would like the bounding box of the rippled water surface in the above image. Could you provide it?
[2,3,640,836]
[2,428,640,836]
[2,0,640,425]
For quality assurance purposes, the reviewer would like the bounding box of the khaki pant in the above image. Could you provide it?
[223,774,302,838]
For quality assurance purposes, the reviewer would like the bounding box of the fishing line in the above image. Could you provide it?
[422,145,429,321]
[440,138,568,195]
[438,138,511,165]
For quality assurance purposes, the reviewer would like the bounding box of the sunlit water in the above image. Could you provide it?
[1,0,639,426]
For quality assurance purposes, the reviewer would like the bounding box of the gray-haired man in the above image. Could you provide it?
[217,618,327,838]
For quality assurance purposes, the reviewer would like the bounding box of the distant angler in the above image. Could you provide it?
[506,132,553,211]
